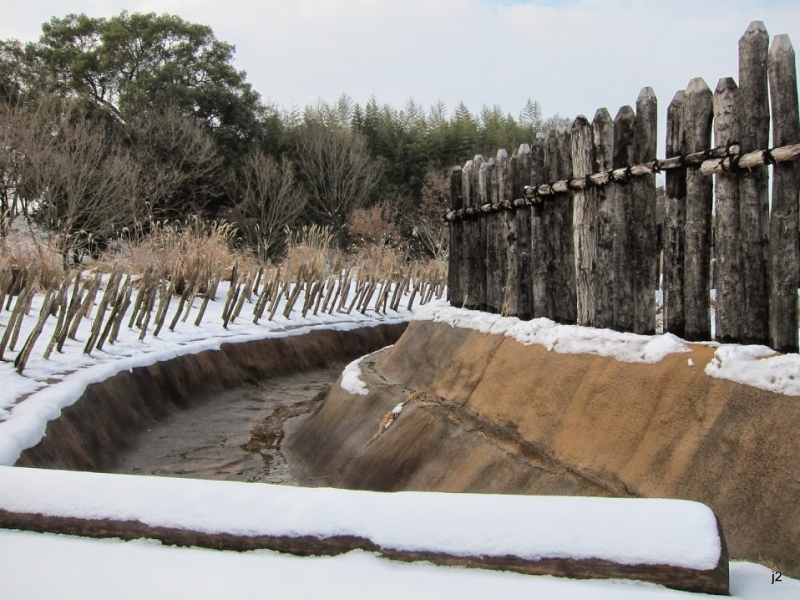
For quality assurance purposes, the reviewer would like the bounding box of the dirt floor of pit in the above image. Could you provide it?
[107,365,343,484]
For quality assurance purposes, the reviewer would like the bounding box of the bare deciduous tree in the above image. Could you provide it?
[17,99,139,265]
[125,106,222,221]
[229,150,305,260]
[294,124,380,240]
[408,169,450,261]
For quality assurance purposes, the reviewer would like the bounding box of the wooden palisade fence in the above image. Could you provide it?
[447,22,800,353]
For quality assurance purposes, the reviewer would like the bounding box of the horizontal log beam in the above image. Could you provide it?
[444,141,800,222]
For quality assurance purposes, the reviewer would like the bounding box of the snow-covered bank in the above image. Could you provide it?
[0,280,416,465]
[415,301,800,396]
[2,530,794,600]
[0,465,723,571]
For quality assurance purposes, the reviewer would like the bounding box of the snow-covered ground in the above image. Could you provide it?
[1,289,799,598]
[3,529,795,600]
[0,279,415,465]
[415,302,800,396]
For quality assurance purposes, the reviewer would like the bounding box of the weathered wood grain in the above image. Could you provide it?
[572,115,597,326]
[592,108,615,330]
[768,34,800,353]
[737,20,770,345]
[632,87,658,334]
[683,77,714,342]
[713,77,743,343]
[613,106,636,331]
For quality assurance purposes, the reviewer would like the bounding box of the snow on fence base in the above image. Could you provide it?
[0,467,729,595]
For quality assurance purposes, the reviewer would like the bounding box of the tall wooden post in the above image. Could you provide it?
[738,21,770,345]
[713,77,742,343]
[768,34,800,353]
[556,122,576,324]
[683,77,714,342]
[542,129,560,321]
[471,154,485,310]
[631,87,658,335]
[495,149,510,314]
[514,144,533,319]
[663,92,686,338]
[613,106,636,331]
[572,115,598,326]
[483,158,503,313]
[530,133,548,319]
[505,150,520,316]
[460,159,474,309]
[448,165,464,308]
[593,108,615,330]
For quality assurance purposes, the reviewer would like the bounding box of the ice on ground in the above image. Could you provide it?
[0,466,722,570]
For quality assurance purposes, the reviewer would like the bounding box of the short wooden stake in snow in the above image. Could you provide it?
[97,275,132,351]
[14,289,55,373]
[767,34,800,353]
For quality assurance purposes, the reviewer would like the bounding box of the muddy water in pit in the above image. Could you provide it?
[108,365,343,484]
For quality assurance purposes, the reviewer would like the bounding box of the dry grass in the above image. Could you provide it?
[0,231,64,290]
[107,217,242,283]
[284,224,343,280]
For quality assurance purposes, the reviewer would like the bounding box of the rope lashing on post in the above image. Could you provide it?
[443,141,800,222]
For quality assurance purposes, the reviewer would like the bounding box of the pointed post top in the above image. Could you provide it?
[670,90,685,107]
[770,33,794,55]
[715,77,739,94]
[614,105,635,121]
[496,148,508,160]
[593,107,612,123]
[452,165,462,174]
[638,86,657,101]
[571,115,590,130]
[518,143,531,155]
[555,121,569,135]
[744,20,767,37]
[686,77,711,95]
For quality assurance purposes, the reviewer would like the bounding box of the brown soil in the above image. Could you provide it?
[286,320,800,577]
[108,368,338,483]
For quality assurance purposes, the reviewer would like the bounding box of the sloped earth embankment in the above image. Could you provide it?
[16,322,407,472]
[285,320,800,578]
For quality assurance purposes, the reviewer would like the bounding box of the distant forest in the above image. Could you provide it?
[0,11,562,262]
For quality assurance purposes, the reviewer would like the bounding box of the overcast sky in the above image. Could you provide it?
[2,1,799,144]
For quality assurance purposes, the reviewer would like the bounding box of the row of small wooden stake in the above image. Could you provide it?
[447,22,800,353]
[0,264,445,374]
